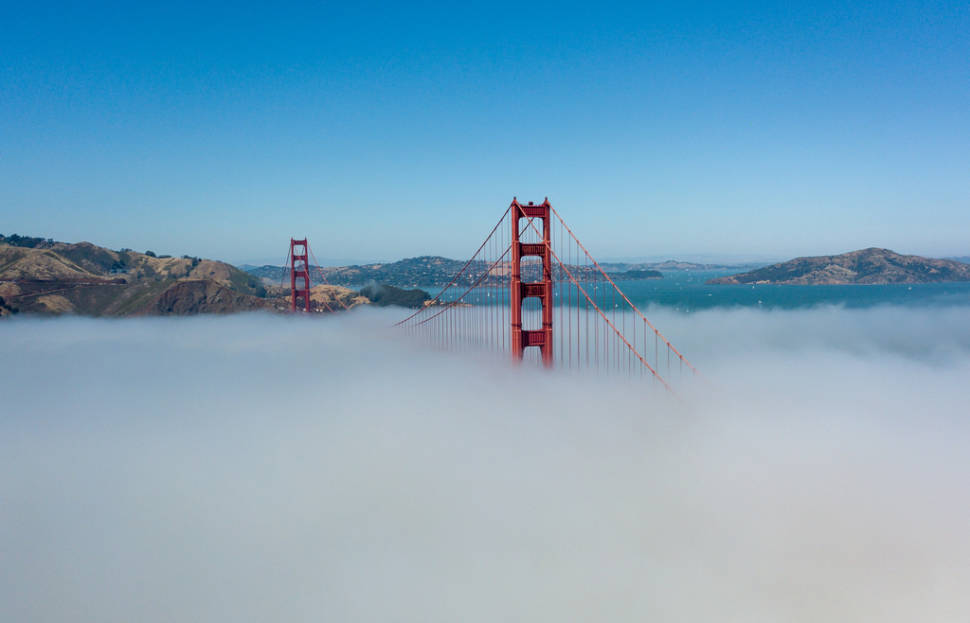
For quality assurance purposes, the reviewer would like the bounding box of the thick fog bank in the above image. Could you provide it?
[1,307,969,622]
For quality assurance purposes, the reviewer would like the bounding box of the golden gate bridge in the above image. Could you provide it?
[287,198,699,394]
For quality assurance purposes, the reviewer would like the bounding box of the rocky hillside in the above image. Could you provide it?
[0,236,270,316]
[308,285,369,310]
[707,248,970,285]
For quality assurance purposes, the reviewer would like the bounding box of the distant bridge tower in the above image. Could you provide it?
[510,198,553,366]
[290,238,311,312]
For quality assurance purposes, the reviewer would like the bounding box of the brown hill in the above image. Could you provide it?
[0,239,268,316]
[309,284,369,310]
[142,280,270,315]
[0,246,99,281]
[708,248,970,285]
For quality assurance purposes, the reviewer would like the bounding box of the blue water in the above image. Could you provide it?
[615,270,970,311]
[424,270,970,311]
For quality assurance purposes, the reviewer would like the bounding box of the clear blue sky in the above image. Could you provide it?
[2,1,968,265]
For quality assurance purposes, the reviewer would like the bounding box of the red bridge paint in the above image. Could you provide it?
[510,198,553,367]
[290,238,310,312]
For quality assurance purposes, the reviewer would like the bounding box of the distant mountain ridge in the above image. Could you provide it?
[247,257,748,285]
[599,259,759,272]
[245,256,469,286]
[244,255,661,287]
[707,248,970,285]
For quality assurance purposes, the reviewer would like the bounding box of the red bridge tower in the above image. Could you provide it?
[510,198,553,367]
[290,238,311,312]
